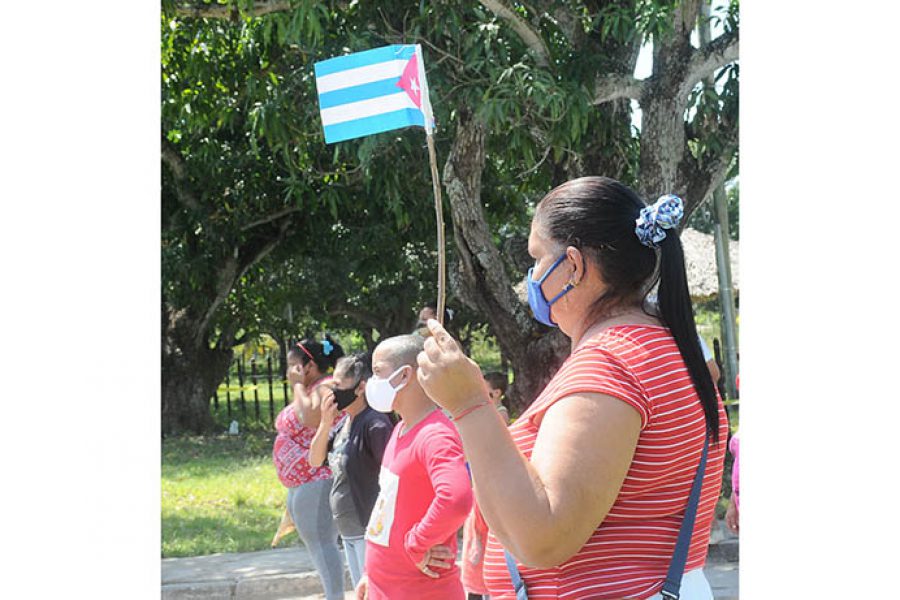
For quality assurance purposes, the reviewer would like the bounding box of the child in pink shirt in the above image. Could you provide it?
[726,375,740,535]
[357,334,473,600]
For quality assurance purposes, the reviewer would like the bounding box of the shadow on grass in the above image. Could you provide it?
[162,511,296,558]
[162,431,276,466]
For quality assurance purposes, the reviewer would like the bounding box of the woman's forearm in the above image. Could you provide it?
[291,383,317,427]
[455,400,554,563]
[308,420,330,467]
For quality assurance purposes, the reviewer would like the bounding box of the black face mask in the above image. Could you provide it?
[332,382,359,410]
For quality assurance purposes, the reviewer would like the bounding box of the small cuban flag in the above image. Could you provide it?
[314,44,435,144]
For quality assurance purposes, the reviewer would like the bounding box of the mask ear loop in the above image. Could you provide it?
[546,250,580,305]
[387,365,410,389]
[547,282,574,305]
[535,254,568,284]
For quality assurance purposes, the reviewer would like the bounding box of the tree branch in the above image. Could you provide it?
[682,29,739,97]
[161,140,201,212]
[195,221,289,346]
[592,73,645,105]
[327,304,381,332]
[679,117,739,218]
[478,0,551,68]
[241,206,304,232]
[548,5,582,48]
[172,1,293,19]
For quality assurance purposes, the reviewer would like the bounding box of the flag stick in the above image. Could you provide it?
[425,132,446,326]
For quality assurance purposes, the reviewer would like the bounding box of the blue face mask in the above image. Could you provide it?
[526,254,575,327]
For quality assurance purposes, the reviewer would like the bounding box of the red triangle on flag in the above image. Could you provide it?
[396,54,422,108]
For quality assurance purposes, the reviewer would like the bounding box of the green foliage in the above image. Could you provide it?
[162,0,739,430]
[686,1,739,179]
[593,0,679,44]
[162,2,451,349]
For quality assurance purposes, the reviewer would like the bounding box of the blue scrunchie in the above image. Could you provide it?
[322,339,333,356]
[635,194,684,248]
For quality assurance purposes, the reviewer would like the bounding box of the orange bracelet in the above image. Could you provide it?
[451,399,490,421]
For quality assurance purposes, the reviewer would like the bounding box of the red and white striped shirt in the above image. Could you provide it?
[482,324,728,599]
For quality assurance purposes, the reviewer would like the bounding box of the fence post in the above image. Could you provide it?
[251,359,260,420]
[267,356,275,423]
[238,359,246,417]
[281,353,289,408]
[226,366,232,419]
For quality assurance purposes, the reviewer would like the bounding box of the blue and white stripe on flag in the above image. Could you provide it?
[314,44,435,144]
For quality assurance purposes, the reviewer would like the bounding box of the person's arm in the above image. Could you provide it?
[417,319,642,569]
[354,575,368,600]
[724,496,739,534]
[706,359,721,386]
[403,427,474,567]
[288,366,325,428]
[698,336,721,385]
[457,392,639,568]
[287,364,316,426]
[308,392,339,468]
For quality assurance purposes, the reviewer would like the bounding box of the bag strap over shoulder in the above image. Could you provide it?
[504,437,710,600]
[660,437,710,600]
[504,549,529,600]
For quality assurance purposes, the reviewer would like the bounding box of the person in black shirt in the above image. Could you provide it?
[309,352,393,588]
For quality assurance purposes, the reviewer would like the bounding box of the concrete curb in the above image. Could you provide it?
[162,546,353,600]
[162,580,236,600]
[162,542,737,600]
[162,569,352,600]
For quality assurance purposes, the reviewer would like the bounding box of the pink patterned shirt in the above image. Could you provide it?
[272,377,335,488]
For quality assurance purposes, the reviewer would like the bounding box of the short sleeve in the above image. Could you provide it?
[544,344,651,429]
[364,415,393,465]
[698,336,713,362]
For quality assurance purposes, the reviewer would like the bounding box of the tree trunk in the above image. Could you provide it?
[637,0,737,221]
[638,11,696,205]
[267,329,288,378]
[443,108,569,414]
[161,305,234,436]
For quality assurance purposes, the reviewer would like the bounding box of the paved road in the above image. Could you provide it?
[163,521,738,599]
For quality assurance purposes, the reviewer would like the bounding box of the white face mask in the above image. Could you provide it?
[365,366,409,413]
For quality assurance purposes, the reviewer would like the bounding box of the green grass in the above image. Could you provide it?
[161,432,296,558]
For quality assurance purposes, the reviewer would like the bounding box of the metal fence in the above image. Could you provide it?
[210,352,290,428]
[210,339,739,429]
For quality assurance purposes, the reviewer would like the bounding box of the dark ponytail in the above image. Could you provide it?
[537,176,719,444]
[656,230,720,444]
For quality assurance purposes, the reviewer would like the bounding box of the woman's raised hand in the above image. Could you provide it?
[320,390,339,425]
[286,363,305,388]
[416,319,488,415]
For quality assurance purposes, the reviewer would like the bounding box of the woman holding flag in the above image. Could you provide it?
[416,177,728,599]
